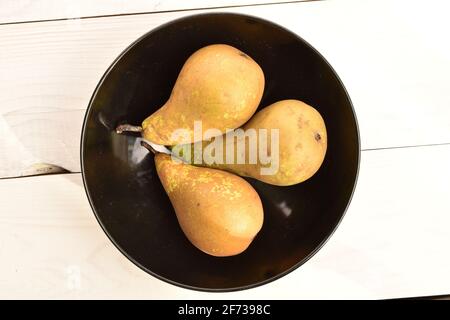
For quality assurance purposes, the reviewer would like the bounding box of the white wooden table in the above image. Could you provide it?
[1,0,449,299]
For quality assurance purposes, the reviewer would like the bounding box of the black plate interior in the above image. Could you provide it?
[81,12,360,291]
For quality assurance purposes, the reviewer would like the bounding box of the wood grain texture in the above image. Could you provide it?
[0,0,299,24]
[1,145,449,299]
[1,0,450,178]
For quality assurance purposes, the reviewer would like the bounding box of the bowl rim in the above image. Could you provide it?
[80,11,361,293]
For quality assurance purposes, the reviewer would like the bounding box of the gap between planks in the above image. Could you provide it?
[1,143,450,180]
[0,0,320,26]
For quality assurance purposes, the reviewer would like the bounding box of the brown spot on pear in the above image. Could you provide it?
[315,133,322,141]
[238,52,249,59]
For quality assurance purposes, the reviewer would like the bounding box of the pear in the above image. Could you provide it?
[154,153,263,257]
[117,44,265,145]
[179,99,327,186]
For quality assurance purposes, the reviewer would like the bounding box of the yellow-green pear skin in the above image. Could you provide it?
[186,100,327,186]
[142,44,265,145]
[154,153,264,257]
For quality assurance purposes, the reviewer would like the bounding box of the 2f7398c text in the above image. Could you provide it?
[178,304,271,317]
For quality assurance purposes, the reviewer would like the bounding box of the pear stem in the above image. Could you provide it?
[116,124,142,134]
[140,140,157,154]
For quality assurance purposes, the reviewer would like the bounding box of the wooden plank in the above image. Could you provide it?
[1,0,450,178]
[1,145,449,299]
[0,0,299,24]
[0,109,84,176]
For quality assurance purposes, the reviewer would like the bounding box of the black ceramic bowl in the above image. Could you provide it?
[81,12,359,291]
